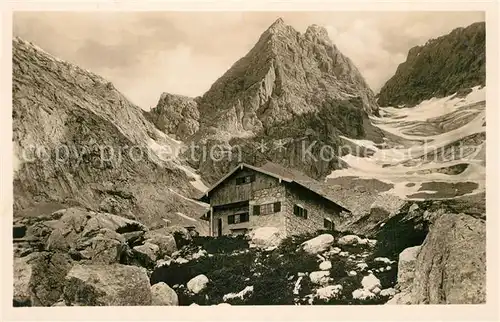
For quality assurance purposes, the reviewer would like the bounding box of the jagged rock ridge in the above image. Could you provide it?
[12,37,208,230]
[377,21,485,107]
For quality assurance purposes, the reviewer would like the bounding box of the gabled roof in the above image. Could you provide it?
[199,162,351,213]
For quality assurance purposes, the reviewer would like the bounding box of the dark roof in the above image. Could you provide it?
[199,162,351,213]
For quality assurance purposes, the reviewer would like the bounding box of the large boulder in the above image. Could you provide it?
[352,288,375,300]
[81,211,147,236]
[13,256,33,306]
[411,213,485,304]
[77,229,127,264]
[187,274,209,294]
[163,226,192,248]
[144,229,177,258]
[132,242,160,268]
[44,208,144,264]
[396,245,421,292]
[121,230,145,247]
[151,282,179,306]
[63,264,152,306]
[361,273,381,292]
[248,227,283,249]
[389,213,485,304]
[337,234,362,246]
[300,234,334,254]
[13,252,73,307]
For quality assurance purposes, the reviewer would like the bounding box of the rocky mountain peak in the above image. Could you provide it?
[267,17,286,31]
[144,93,200,141]
[196,19,378,138]
[304,24,331,44]
[177,19,383,184]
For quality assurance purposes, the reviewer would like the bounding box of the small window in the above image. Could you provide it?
[324,218,334,230]
[240,212,250,223]
[260,203,274,215]
[293,204,308,219]
[228,212,249,225]
[255,202,281,216]
[236,174,255,185]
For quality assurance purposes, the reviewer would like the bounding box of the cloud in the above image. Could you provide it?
[13,11,484,109]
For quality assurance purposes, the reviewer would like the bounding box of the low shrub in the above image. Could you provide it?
[192,235,249,254]
[150,229,399,306]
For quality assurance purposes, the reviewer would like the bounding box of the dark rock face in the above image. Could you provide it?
[377,22,485,107]
[144,93,200,141]
[12,37,207,228]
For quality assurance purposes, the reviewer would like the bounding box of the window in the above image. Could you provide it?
[260,203,274,215]
[239,212,250,223]
[293,204,308,219]
[254,202,281,216]
[324,218,334,230]
[235,174,255,185]
[228,212,250,225]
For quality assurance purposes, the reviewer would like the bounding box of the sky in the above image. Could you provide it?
[13,11,484,110]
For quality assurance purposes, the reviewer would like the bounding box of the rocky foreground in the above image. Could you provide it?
[13,200,485,306]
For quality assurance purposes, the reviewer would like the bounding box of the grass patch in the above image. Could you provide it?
[151,230,399,306]
[191,235,249,254]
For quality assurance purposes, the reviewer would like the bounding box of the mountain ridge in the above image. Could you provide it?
[12,36,208,232]
[377,21,485,107]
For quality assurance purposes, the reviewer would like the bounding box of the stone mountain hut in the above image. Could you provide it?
[198,162,351,237]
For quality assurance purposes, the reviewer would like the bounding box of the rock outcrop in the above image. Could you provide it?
[377,21,485,107]
[144,93,200,141]
[389,213,485,304]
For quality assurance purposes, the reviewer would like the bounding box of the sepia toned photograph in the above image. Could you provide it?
[9,8,489,311]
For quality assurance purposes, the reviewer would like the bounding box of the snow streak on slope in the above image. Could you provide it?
[147,128,208,193]
[328,87,486,200]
